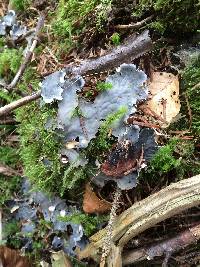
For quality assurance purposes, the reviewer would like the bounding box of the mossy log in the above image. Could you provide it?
[78,174,200,262]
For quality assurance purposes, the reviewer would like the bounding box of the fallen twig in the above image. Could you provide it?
[115,15,154,30]
[71,30,152,76]
[183,92,192,130]
[127,118,161,129]
[123,223,200,266]
[0,92,41,117]
[7,15,45,90]
[78,174,200,261]
[0,163,21,177]
[0,118,17,125]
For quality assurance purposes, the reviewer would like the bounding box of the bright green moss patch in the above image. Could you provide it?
[0,48,22,82]
[144,138,200,185]
[52,0,99,39]
[52,0,112,55]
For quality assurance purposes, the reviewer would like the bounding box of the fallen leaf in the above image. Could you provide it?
[0,246,31,267]
[83,184,112,214]
[51,251,72,267]
[147,72,180,125]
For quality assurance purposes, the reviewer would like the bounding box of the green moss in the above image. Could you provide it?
[86,106,127,161]
[52,0,112,56]
[96,81,113,91]
[0,145,21,205]
[110,32,121,46]
[16,103,63,193]
[0,48,22,82]
[181,55,200,135]
[52,0,99,39]
[144,138,200,184]
[58,212,108,236]
[150,139,181,174]
[0,175,21,205]
[95,0,112,31]
[97,106,127,150]
[17,67,40,93]
[133,0,200,34]
[10,0,31,11]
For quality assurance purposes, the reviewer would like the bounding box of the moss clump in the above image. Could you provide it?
[52,0,99,39]
[86,106,128,159]
[9,0,31,11]
[0,48,22,82]
[181,55,200,135]
[17,67,40,94]
[16,103,63,193]
[52,0,112,55]
[133,0,200,34]
[0,146,21,205]
[144,138,200,185]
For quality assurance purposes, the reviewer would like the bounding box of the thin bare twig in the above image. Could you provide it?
[183,92,192,130]
[115,15,154,30]
[123,223,200,266]
[71,30,152,76]
[0,118,17,125]
[0,162,21,177]
[7,15,45,90]
[0,92,41,117]
[127,118,161,129]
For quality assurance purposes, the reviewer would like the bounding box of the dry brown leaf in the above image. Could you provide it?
[0,246,31,267]
[147,72,180,125]
[83,184,112,214]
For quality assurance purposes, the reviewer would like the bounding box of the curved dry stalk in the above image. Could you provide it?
[72,30,152,76]
[7,15,45,90]
[78,174,200,261]
[0,92,41,116]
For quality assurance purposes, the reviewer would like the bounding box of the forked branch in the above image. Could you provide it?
[78,174,200,261]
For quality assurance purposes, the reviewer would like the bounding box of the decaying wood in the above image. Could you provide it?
[7,15,45,90]
[0,92,41,116]
[107,243,122,267]
[123,222,200,266]
[78,174,200,261]
[71,30,152,76]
